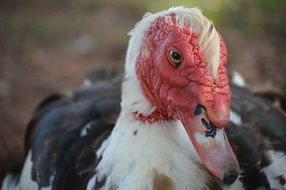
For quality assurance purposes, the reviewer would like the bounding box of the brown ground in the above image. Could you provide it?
[0,0,285,183]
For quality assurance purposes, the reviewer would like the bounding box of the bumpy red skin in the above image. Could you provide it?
[135,15,230,128]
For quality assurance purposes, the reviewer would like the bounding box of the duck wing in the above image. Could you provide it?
[25,79,121,190]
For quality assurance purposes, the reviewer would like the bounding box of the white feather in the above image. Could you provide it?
[1,174,19,190]
[86,176,96,190]
[94,114,210,190]
[19,152,42,190]
[83,79,92,87]
[262,150,286,190]
[230,110,242,125]
[17,151,51,190]
[232,71,245,87]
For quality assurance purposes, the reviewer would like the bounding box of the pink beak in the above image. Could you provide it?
[177,105,240,185]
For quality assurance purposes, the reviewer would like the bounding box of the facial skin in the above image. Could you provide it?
[136,15,239,185]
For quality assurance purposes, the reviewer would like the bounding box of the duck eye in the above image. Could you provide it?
[168,49,182,68]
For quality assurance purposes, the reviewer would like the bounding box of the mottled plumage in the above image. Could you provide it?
[8,77,285,190]
[227,84,286,189]
[24,78,121,189]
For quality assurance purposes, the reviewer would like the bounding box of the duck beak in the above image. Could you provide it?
[177,106,240,185]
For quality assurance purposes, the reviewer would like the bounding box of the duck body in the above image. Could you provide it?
[4,80,285,190]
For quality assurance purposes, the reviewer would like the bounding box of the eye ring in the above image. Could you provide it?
[167,48,182,68]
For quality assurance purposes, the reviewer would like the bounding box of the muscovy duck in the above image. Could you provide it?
[2,6,286,190]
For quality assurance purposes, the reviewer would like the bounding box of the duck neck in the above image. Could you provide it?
[93,76,219,190]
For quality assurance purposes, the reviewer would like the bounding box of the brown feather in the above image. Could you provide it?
[152,169,175,190]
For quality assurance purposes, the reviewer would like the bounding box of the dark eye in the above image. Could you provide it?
[168,48,182,68]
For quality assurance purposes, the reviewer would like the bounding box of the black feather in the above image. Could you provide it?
[228,85,286,189]
[25,80,120,189]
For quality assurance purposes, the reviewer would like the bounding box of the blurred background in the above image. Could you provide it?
[0,0,285,182]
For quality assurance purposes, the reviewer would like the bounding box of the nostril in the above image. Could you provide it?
[201,118,211,130]
[201,118,210,130]
[194,104,205,116]
[201,119,217,138]
[223,171,238,185]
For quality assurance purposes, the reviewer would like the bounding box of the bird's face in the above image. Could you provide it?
[136,15,239,184]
